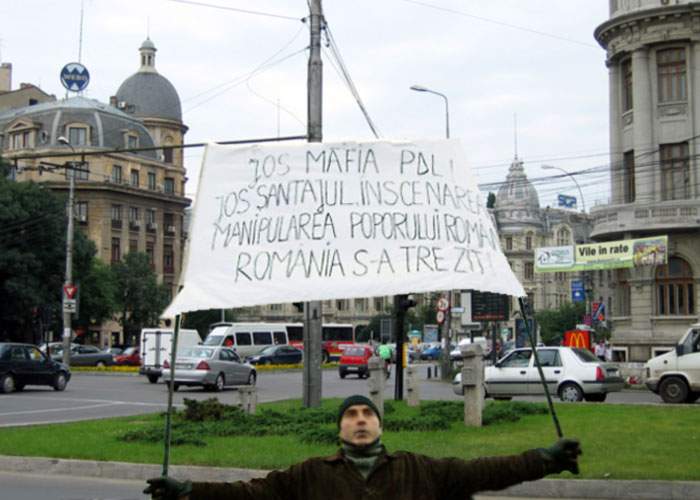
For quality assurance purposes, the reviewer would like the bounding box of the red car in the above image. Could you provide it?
[338,345,374,379]
[114,346,140,366]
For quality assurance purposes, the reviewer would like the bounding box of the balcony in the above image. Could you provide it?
[146,222,158,233]
[591,199,700,239]
[165,225,176,236]
[129,220,141,232]
[111,219,122,229]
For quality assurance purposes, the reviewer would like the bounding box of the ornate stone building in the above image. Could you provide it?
[493,157,594,338]
[593,0,700,361]
[0,39,189,345]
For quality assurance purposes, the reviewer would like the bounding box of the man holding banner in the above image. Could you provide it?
[145,395,581,499]
[149,140,581,499]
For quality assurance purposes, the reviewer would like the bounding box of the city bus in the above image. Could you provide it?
[286,323,356,362]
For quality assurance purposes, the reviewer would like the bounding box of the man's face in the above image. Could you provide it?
[339,404,382,446]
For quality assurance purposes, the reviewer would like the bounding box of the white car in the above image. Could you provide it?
[452,346,624,402]
[449,337,488,361]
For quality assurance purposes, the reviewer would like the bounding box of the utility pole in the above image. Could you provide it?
[58,137,77,366]
[303,0,324,408]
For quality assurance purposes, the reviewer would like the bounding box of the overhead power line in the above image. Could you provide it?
[398,0,598,49]
[166,0,302,21]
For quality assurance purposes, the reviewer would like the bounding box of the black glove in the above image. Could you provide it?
[144,476,193,500]
[538,438,582,475]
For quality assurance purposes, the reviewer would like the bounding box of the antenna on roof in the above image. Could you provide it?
[78,0,85,63]
[513,113,519,160]
[147,17,151,38]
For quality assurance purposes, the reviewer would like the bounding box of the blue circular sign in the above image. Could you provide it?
[60,62,90,92]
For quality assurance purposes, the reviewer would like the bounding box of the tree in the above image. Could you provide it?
[534,302,585,345]
[0,170,67,342]
[112,252,169,343]
[73,236,116,333]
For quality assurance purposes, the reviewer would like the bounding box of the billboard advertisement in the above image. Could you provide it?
[535,236,667,273]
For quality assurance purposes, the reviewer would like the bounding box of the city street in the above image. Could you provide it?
[0,368,673,427]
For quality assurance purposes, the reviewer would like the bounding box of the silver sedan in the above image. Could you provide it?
[164,346,256,391]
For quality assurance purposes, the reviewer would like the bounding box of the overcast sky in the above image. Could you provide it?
[2,0,611,210]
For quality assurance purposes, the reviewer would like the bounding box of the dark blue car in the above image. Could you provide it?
[420,346,443,361]
[1,343,71,393]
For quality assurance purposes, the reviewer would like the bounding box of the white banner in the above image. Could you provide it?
[163,139,524,317]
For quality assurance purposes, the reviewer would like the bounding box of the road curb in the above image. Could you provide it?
[0,455,697,499]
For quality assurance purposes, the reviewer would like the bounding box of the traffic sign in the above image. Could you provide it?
[436,310,446,324]
[437,297,449,312]
[63,284,78,300]
[63,299,77,313]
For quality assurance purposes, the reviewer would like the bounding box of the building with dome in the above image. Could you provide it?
[593,0,700,361]
[0,39,189,346]
[492,157,594,337]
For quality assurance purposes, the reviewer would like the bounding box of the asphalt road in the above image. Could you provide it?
[0,366,672,428]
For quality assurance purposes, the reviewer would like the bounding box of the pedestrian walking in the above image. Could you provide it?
[378,340,392,379]
[594,340,606,361]
[145,394,582,500]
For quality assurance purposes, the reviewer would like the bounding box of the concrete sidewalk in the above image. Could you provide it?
[1,455,697,499]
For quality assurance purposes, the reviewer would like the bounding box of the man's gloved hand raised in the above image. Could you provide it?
[538,438,582,475]
[144,476,192,500]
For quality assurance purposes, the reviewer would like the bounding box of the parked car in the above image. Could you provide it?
[245,345,303,365]
[49,344,114,367]
[452,346,624,402]
[449,337,488,361]
[339,345,374,379]
[420,345,443,361]
[0,342,71,393]
[164,346,256,391]
[645,323,700,404]
[114,346,141,366]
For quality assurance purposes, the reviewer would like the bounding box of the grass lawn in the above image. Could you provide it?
[0,399,697,481]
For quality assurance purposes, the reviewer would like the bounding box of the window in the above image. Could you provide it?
[506,237,513,251]
[164,177,175,194]
[112,165,123,183]
[374,297,385,312]
[130,170,139,187]
[164,213,175,234]
[148,172,156,190]
[660,142,690,201]
[129,239,138,253]
[355,298,368,312]
[621,58,633,112]
[76,201,88,223]
[525,234,532,250]
[253,331,272,345]
[68,126,88,146]
[111,205,122,228]
[656,257,694,316]
[524,262,534,280]
[557,228,571,246]
[273,331,286,345]
[236,332,252,346]
[163,244,174,274]
[146,241,155,269]
[658,48,686,102]
[126,134,139,149]
[146,209,156,225]
[537,350,561,367]
[616,268,631,316]
[336,299,349,311]
[111,237,121,263]
[10,130,31,149]
[73,161,90,181]
[163,147,173,164]
[623,151,635,203]
[129,206,140,222]
[501,349,531,368]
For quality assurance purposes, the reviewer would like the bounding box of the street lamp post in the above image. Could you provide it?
[410,84,452,380]
[58,136,76,366]
[541,164,586,213]
[410,85,450,139]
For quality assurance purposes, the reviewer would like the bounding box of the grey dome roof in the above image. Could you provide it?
[494,157,543,229]
[116,72,182,122]
[140,38,156,51]
[0,96,158,159]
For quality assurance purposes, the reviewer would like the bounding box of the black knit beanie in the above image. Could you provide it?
[337,395,382,428]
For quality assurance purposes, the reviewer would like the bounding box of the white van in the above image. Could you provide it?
[203,323,288,359]
[140,328,201,383]
[645,323,700,404]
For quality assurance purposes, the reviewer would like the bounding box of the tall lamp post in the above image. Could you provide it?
[410,84,452,380]
[410,85,450,138]
[58,136,76,366]
[541,164,586,213]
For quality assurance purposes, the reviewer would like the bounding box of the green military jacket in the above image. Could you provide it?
[189,448,549,500]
